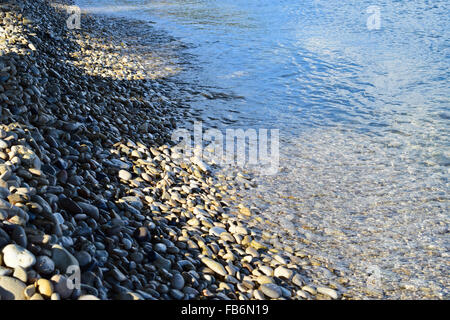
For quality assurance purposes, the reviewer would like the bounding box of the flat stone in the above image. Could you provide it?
[292,273,304,287]
[2,244,36,269]
[273,254,288,265]
[30,195,52,217]
[77,202,99,220]
[108,159,131,170]
[302,285,317,295]
[59,198,82,215]
[317,287,339,299]
[110,268,127,282]
[274,266,294,280]
[0,276,26,300]
[234,226,249,235]
[169,288,184,300]
[201,257,227,276]
[256,275,275,285]
[209,226,227,237]
[259,266,274,277]
[118,170,132,181]
[78,295,100,300]
[154,253,171,270]
[260,283,282,299]
[118,196,143,210]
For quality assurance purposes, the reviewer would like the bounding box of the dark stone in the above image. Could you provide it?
[11,226,27,248]
[77,202,99,220]
[133,227,150,242]
[56,170,68,184]
[58,198,82,215]
[55,159,68,170]
[147,250,156,262]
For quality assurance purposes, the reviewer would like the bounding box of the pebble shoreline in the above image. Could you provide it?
[0,0,347,300]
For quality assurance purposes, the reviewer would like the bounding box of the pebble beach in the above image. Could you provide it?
[0,0,348,301]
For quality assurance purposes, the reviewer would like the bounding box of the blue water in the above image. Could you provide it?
[77,0,449,136]
[75,0,449,298]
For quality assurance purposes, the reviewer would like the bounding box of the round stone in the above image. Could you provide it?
[35,255,55,275]
[74,251,92,267]
[171,273,185,290]
[154,243,167,253]
[2,244,36,269]
[118,170,132,181]
[37,278,54,298]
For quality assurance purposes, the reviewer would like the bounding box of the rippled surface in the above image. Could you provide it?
[76,0,449,298]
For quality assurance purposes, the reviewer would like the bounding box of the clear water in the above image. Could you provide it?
[75,0,449,298]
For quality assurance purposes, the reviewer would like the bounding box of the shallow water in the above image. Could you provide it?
[75,0,449,298]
